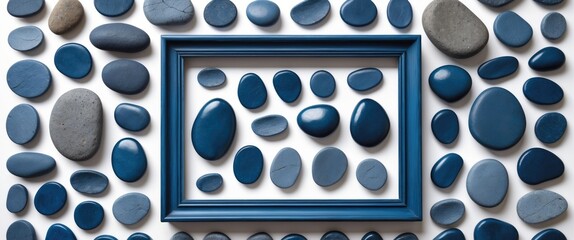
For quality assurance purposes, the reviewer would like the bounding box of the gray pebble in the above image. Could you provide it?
[270,148,302,189]
[172,232,193,240]
[8,26,44,52]
[517,189,568,224]
[204,232,230,240]
[248,232,273,240]
[48,0,84,35]
[466,159,508,208]
[356,159,387,191]
[112,192,150,225]
[144,0,194,25]
[430,198,465,226]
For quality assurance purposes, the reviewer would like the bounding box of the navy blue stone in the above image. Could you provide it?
[431,153,463,188]
[251,115,288,137]
[7,152,56,178]
[112,138,147,182]
[197,173,223,192]
[347,68,383,91]
[192,98,236,160]
[90,23,150,53]
[534,0,563,5]
[234,145,264,184]
[478,0,514,7]
[297,104,340,138]
[535,112,567,144]
[46,224,75,240]
[204,0,237,28]
[474,218,518,240]
[95,235,118,240]
[321,231,348,240]
[340,0,377,27]
[70,170,109,195]
[532,228,567,240]
[477,56,519,80]
[529,46,565,71]
[54,43,92,79]
[312,147,348,187]
[271,147,302,188]
[434,228,465,240]
[430,199,465,226]
[198,68,226,88]
[541,12,566,40]
[8,26,44,52]
[351,99,390,147]
[94,0,133,17]
[361,231,382,240]
[205,232,230,240]
[274,70,302,103]
[112,192,150,225]
[518,147,564,185]
[114,103,150,132]
[172,232,193,240]
[7,0,44,17]
[428,65,472,102]
[395,232,418,240]
[6,104,39,145]
[128,233,151,240]
[291,0,330,26]
[523,77,563,105]
[248,232,272,240]
[246,0,280,27]
[282,234,307,240]
[431,109,459,144]
[517,190,567,224]
[7,59,51,98]
[469,87,526,150]
[74,201,104,230]
[494,11,532,47]
[7,184,28,213]
[466,159,508,207]
[34,181,67,215]
[356,159,387,191]
[310,70,336,98]
[238,73,268,109]
[6,220,35,240]
[102,59,150,95]
[387,0,413,29]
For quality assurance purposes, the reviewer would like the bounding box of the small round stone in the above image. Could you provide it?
[6,220,35,240]
[54,43,92,79]
[535,0,564,5]
[312,147,348,187]
[282,234,307,240]
[198,68,226,88]
[529,46,565,71]
[7,184,28,213]
[238,73,268,109]
[143,0,194,26]
[114,103,151,132]
[310,70,336,98]
[94,0,134,17]
[361,231,382,240]
[7,152,56,178]
[7,60,51,98]
[518,147,564,185]
[347,68,383,91]
[6,104,40,145]
[517,190,568,224]
[70,170,109,195]
[494,11,532,47]
[290,0,330,26]
[48,0,84,35]
[112,192,150,225]
[350,99,390,147]
[204,0,237,28]
[395,232,418,240]
[128,233,151,240]
[246,0,280,27]
[233,145,264,184]
[251,115,288,137]
[90,23,150,53]
[112,138,147,182]
[248,232,272,240]
[204,232,230,240]
[340,0,377,27]
[102,59,150,95]
[74,201,104,230]
[535,112,567,144]
[197,173,223,192]
[532,228,567,240]
[34,181,67,215]
[46,223,76,240]
[387,0,413,29]
[321,231,348,240]
[7,0,44,17]
[297,104,340,138]
[430,199,465,226]
[541,12,566,40]
[431,153,463,188]
[356,159,387,191]
[431,109,459,144]
[466,159,508,208]
[523,77,563,105]
[270,147,302,189]
[274,70,302,103]
[8,26,44,52]
[172,232,193,240]
[428,65,472,102]
[434,229,465,240]
[95,235,118,240]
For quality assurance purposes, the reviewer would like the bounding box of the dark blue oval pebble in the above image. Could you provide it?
[434,228,465,240]
[238,73,268,109]
[248,232,272,240]
[387,0,413,29]
[197,173,223,192]
[351,99,390,147]
[6,220,35,240]
[7,152,56,178]
[54,43,92,79]
[246,0,280,27]
[114,103,151,132]
[274,70,302,103]
[103,59,150,95]
[347,68,383,91]
[70,170,109,195]
[6,104,39,145]
[535,112,567,144]
[340,0,377,27]
[95,235,118,240]
[361,231,382,240]
[430,199,465,226]
[431,153,463,188]
[7,59,51,98]
[172,232,193,240]
[251,114,288,137]
[128,232,151,240]
[431,109,459,144]
[271,147,302,189]
[7,184,28,213]
[191,98,236,160]
[494,11,532,47]
[310,70,336,98]
[466,159,508,207]
[7,0,44,17]
[204,0,237,28]
[291,0,330,26]
[534,0,563,5]
[474,218,518,240]
[198,68,226,88]
[529,46,565,71]
[282,234,307,240]
[356,159,387,191]
[8,26,44,52]
[312,147,348,187]
[523,77,563,105]
[112,192,150,225]
[477,56,518,80]
[74,201,104,230]
[518,147,564,185]
[532,228,567,240]
[94,0,134,17]
[395,232,418,240]
[297,104,340,138]
[46,224,75,240]
[90,23,150,53]
[34,181,67,215]
[541,12,566,40]
[205,232,230,240]
[321,231,348,240]
[428,65,472,102]
[112,138,147,182]
[234,145,264,184]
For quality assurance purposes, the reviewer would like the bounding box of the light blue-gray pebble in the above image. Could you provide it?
[430,199,465,226]
[312,147,348,187]
[356,159,387,191]
[112,192,150,225]
[271,147,302,188]
[172,232,193,240]
[517,190,567,224]
[466,159,508,208]
[8,26,44,52]
[204,232,230,240]
[541,12,566,40]
[248,232,273,240]
[6,104,39,145]
[198,68,226,88]
[251,114,288,137]
[143,0,194,25]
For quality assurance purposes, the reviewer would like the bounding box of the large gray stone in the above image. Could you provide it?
[143,0,194,25]
[48,0,84,35]
[517,190,568,224]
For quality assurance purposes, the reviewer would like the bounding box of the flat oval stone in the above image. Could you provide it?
[248,232,272,240]
[434,228,465,240]
[535,0,563,5]
[532,228,567,240]
[466,159,508,207]
[7,0,44,17]
[34,181,67,215]
[48,0,84,35]
[310,70,336,98]
[246,0,280,27]
[361,231,382,240]
[191,98,236,160]
[312,147,348,187]
[423,0,488,58]
[6,104,39,145]
[112,138,147,182]
[271,147,302,188]
[196,173,223,192]
[8,26,44,52]
[198,68,226,88]
[74,201,104,230]
[251,115,288,137]
[204,0,237,28]
[494,11,532,47]
[478,0,513,7]
[431,109,458,144]
[50,88,103,161]
[517,190,568,224]
[395,232,418,240]
[205,232,230,240]
[7,60,51,98]
[238,73,267,109]
[478,56,519,80]
[474,218,517,240]
[518,148,564,185]
[46,224,75,240]
[351,99,390,147]
[340,0,377,27]
[234,145,264,184]
[112,192,150,225]
[95,235,118,240]
[70,170,109,194]
[431,153,463,188]
[94,0,134,17]
[282,234,307,240]
[128,233,151,240]
[7,152,56,178]
[102,59,150,94]
[469,87,526,150]
[297,104,340,138]
[541,12,566,40]
[90,23,150,53]
[535,112,567,144]
[356,159,387,191]
[428,65,472,102]
[523,77,563,105]
[291,0,330,26]
[274,70,302,103]
[143,0,194,25]
[7,184,28,213]
[54,43,92,79]
[430,199,465,226]
[172,232,193,240]
[321,231,348,240]
[6,220,35,240]
[114,103,151,132]
[387,0,413,29]
[529,46,565,71]
[347,68,383,91]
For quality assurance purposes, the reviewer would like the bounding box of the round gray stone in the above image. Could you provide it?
[466,159,508,208]
[172,232,193,240]
[312,147,348,187]
[204,232,230,240]
[48,0,84,35]
[8,26,44,52]
[271,147,302,189]
[430,198,465,226]
[248,232,273,240]
[112,192,150,225]
[356,159,387,191]
[517,190,568,224]
[144,0,194,25]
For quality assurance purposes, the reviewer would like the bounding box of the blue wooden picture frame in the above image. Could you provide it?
[161,35,422,221]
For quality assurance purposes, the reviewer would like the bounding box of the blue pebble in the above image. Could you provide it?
[312,147,348,187]
[95,235,118,240]
[271,147,302,189]
[274,70,302,103]
[428,65,472,102]
[297,104,340,138]
[191,98,236,160]
[387,0,413,29]
[466,159,508,207]
[204,0,237,28]
[74,201,104,230]
[532,228,567,240]
[7,152,56,178]
[477,56,518,80]
[143,0,194,26]
[431,153,463,188]
[361,231,382,240]
[6,220,35,240]
[351,99,390,147]
[246,0,280,27]
[238,73,268,109]
[541,12,566,40]
[94,0,134,17]
[434,228,465,240]
[102,59,149,95]
[6,104,39,145]
[534,0,563,5]
[523,77,563,105]
[114,103,151,132]
[234,145,264,184]
[8,26,44,52]
[282,234,307,240]
[112,138,147,182]
[529,46,565,71]
[474,218,518,240]
[478,0,513,7]
[90,23,150,53]
[54,43,92,79]
[70,170,109,195]
[347,68,383,91]
[431,109,459,144]
[248,232,272,240]
[517,147,564,185]
[340,0,377,27]
[535,112,567,144]
[112,192,150,225]
[251,114,288,137]
[310,70,336,98]
[430,199,465,226]
[395,232,418,240]
[34,181,67,215]
[321,231,348,240]
[7,59,51,98]
[196,173,223,192]
[198,68,226,88]
[356,159,387,191]
[494,11,532,47]
[205,232,230,240]
[517,190,568,224]
[46,224,76,240]
[7,184,28,213]
[291,0,331,26]
[128,232,152,240]
[7,0,44,17]
[172,232,193,240]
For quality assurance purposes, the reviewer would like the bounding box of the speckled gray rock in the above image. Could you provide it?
[517,190,568,224]
[144,0,194,25]
[48,0,84,35]
[422,0,488,58]
[171,232,193,240]
[478,0,514,7]
[50,88,102,161]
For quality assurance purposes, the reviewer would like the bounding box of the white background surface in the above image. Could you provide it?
[1,0,573,239]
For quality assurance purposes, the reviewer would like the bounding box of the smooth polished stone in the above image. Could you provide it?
[428,65,472,102]
[112,192,150,225]
[8,26,44,52]
[114,103,151,132]
[535,112,567,144]
[282,234,307,240]
[518,147,564,185]
[517,190,568,224]
[74,201,104,230]
[532,229,567,240]
[340,0,377,27]
[94,0,134,17]
[297,104,340,138]
[477,56,519,80]
[6,220,35,240]
[466,159,508,207]
[251,115,288,137]
[434,229,465,240]
[90,23,150,53]
[274,70,302,103]
[234,145,264,184]
[312,147,348,187]
[48,0,84,35]
[347,68,383,91]
[541,12,566,40]
[361,231,383,240]
[204,0,237,28]
[431,153,463,188]
[431,109,459,144]
[528,46,565,71]
[6,104,39,145]
[395,232,418,240]
[310,70,336,98]
[143,0,194,25]
[103,59,150,94]
[204,232,230,240]
[128,233,151,240]
[271,147,302,188]
[351,99,390,147]
[54,43,92,79]
[387,0,413,29]
[523,77,563,105]
[238,73,268,109]
[356,159,387,191]
[7,152,56,178]
[7,0,44,17]
[95,235,118,240]
[191,98,236,160]
[46,224,76,240]
[469,87,525,150]
[474,218,517,240]
[534,0,563,5]
[478,0,513,7]
[7,60,51,98]
[112,138,147,182]
[172,232,194,240]
[70,170,109,195]
[246,0,280,27]
[430,199,465,226]
[198,68,226,88]
[196,173,223,192]
[248,232,272,240]
[7,184,28,213]
[321,231,348,240]
[291,0,330,26]
[34,181,67,215]
[494,11,532,47]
